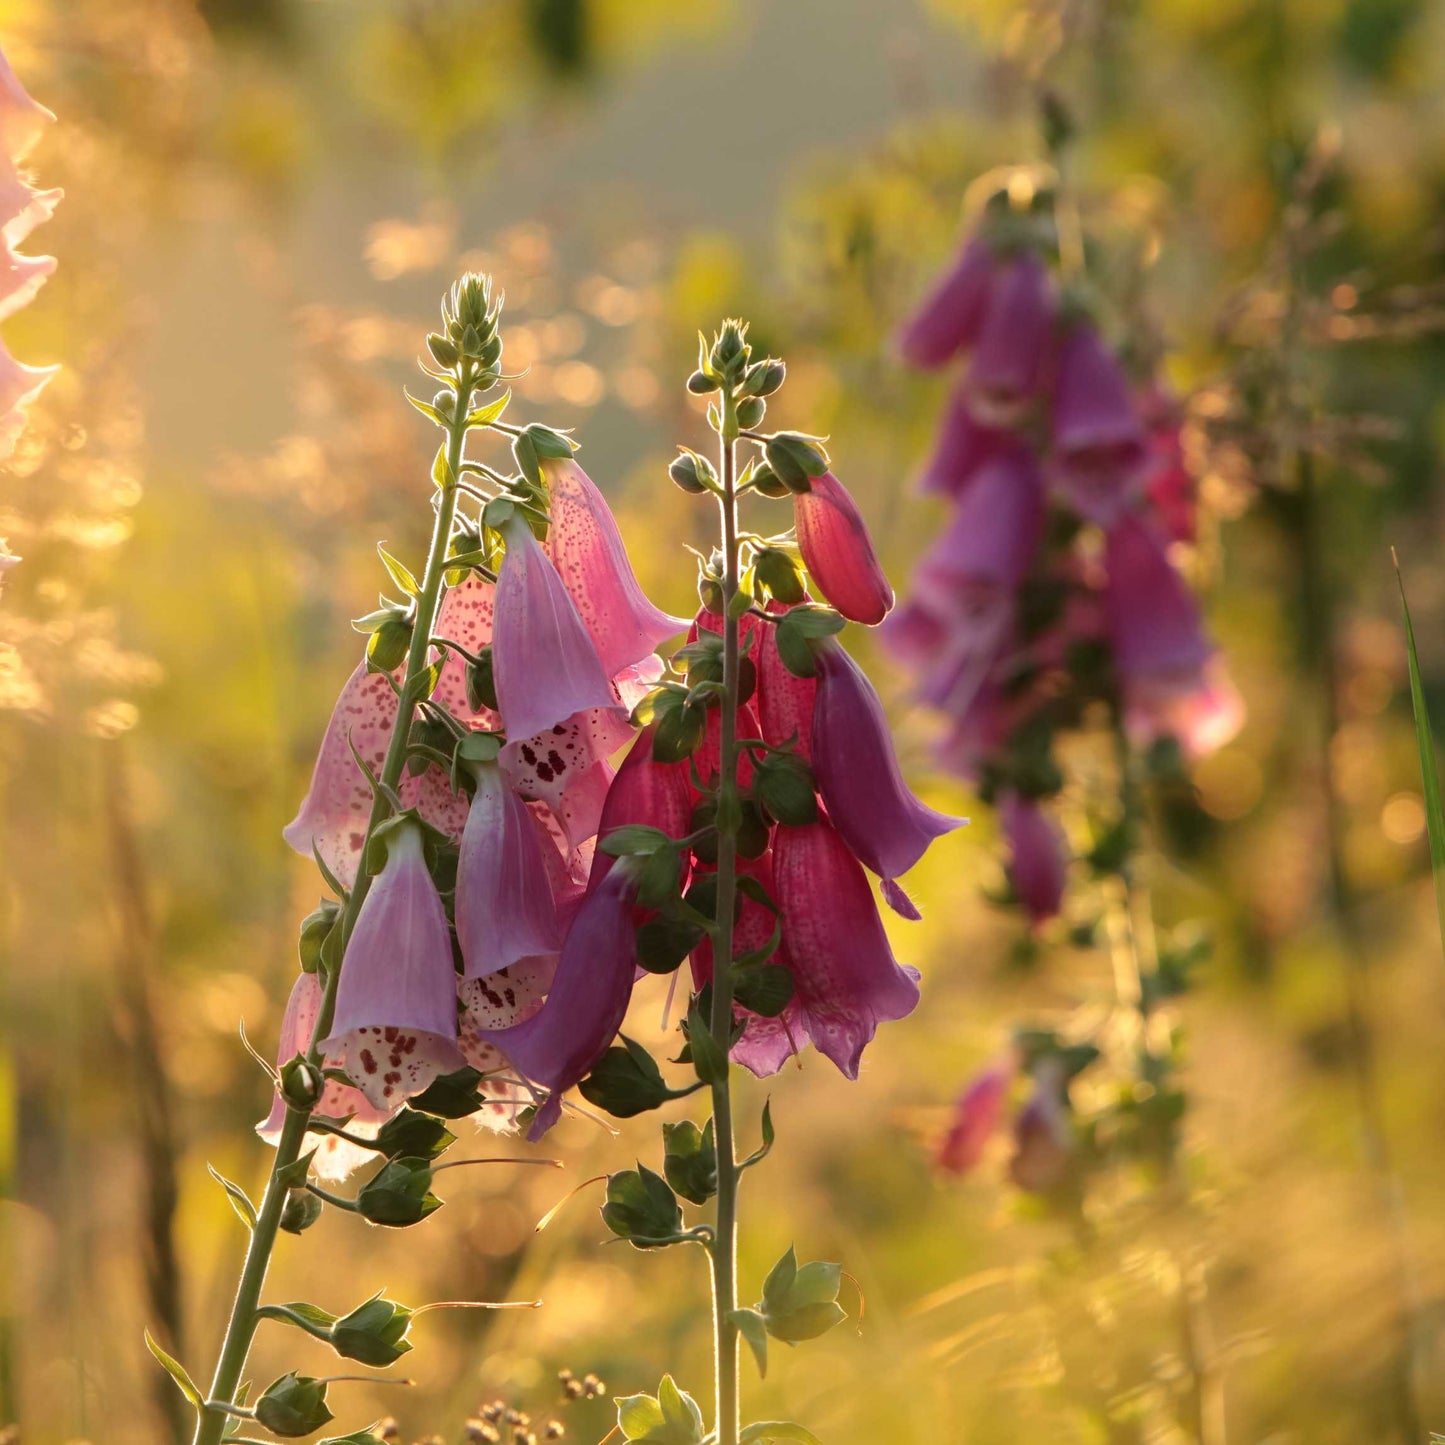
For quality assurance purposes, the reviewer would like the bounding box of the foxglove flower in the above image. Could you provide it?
[998,790,1067,927]
[935,1057,1014,1176]
[811,639,964,912]
[1008,1063,1073,1194]
[0,49,54,161]
[591,726,694,884]
[1050,322,1146,525]
[258,972,391,1181]
[1104,514,1241,755]
[756,600,816,760]
[792,471,894,626]
[896,235,996,369]
[456,761,562,978]
[482,865,640,1139]
[964,250,1052,427]
[492,510,618,740]
[916,386,1001,498]
[773,815,920,1077]
[320,822,466,1111]
[543,457,686,676]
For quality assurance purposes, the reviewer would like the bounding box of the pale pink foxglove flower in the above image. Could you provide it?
[320,822,466,1111]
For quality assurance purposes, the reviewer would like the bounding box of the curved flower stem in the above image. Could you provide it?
[190,373,478,1445]
[707,394,743,1445]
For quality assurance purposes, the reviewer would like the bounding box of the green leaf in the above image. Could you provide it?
[432,444,455,491]
[408,1066,486,1118]
[207,1164,258,1232]
[330,1295,414,1366]
[1396,557,1445,958]
[273,1148,317,1190]
[255,1372,334,1437]
[268,1300,339,1334]
[730,1307,769,1378]
[635,912,705,975]
[685,995,729,1086]
[372,1109,455,1160]
[356,1158,442,1228]
[739,1099,776,1171]
[404,388,443,425]
[663,1118,717,1205]
[658,1375,705,1439]
[580,1037,700,1118]
[732,963,793,1018]
[377,544,419,598]
[757,1247,847,1344]
[527,422,576,459]
[467,388,512,426]
[144,1330,203,1410]
[740,1423,823,1444]
[761,1246,799,1312]
[616,1393,667,1439]
[597,824,672,859]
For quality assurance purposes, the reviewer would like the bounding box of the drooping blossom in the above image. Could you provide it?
[1008,1062,1074,1194]
[811,639,964,912]
[258,971,392,1181]
[756,600,816,760]
[456,761,562,978]
[916,388,1002,499]
[543,456,686,675]
[935,1057,1014,1176]
[481,864,640,1139]
[772,815,921,1078]
[491,510,619,741]
[964,250,1052,427]
[998,790,1067,927]
[320,821,466,1112]
[591,725,694,884]
[896,235,996,369]
[792,471,894,626]
[1050,322,1146,525]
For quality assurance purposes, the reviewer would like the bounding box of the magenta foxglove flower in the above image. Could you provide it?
[896,235,996,369]
[284,662,469,886]
[1104,515,1242,755]
[792,471,894,626]
[935,1057,1014,1176]
[773,815,920,1078]
[320,821,466,1111]
[1140,385,1196,544]
[1050,323,1146,525]
[258,972,392,1181]
[543,457,686,676]
[999,790,1067,927]
[811,640,964,911]
[964,250,1052,427]
[756,600,816,761]
[916,386,1002,498]
[456,761,562,979]
[492,510,618,741]
[482,864,640,1139]
[691,854,807,1078]
[592,726,695,884]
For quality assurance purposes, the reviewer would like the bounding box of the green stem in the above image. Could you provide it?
[707,403,742,1445]
[190,374,476,1445]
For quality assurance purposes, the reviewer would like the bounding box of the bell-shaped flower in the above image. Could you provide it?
[917,386,1002,498]
[543,457,686,676]
[481,864,640,1140]
[0,245,52,324]
[1050,323,1146,525]
[455,957,554,1132]
[492,510,618,741]
[456,761,562,979]
[792,471,894,626]
[1140,385,1196,544]
[0,342,56,461]
[500,710,617,851]
[1104,514,1242,756]
[935,1056,1014,1176]
[690,853,807,1078]
[756,600,816,761]
[811,639,964,908]
[964,250,1052,427]
[896,235,996,369]
[320,821,466,1112]
[999,790,1067,927]
[258,972,391,1181]
[0,48,53,163]
[284,662,468,887]
[773,815,921,1078]
[591,725,695,885]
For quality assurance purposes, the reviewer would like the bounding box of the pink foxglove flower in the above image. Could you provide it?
[543,457,686,676]
[896,236,996,369]
[258,972,391,1181]
[935,1057,1014,1176]
[1050,322,1146,525]
[773,815,920,1077]
[999,790,1067,927]
[0,49,54,161]
[811,639,963,913]
[320,821,466,1111]
[492,510,618,741]
[592,726,695,884]
[483,864,640,1139]
[756,600,816,760]
[500,711,618,851]
[456,761,562,978]
[1140,385,1196,544]
[1104,514,1241,756]
[916,386,1001,498]
[792,471,894,626]
[964,250,1052,427]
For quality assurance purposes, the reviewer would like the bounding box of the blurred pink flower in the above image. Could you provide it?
[916,387,1003,498]
[320,822,466,1111]
[936,1057,1014,1175]
[964,251,1052,427]
[793,471,894,626]
[999,790,1067,927]
[896,235,996,369]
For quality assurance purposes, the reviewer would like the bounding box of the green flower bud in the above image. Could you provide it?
[254,1373,334,1438]
[745,358,786,396]
[279,1055,323,1110]
[279,1187,324,1235]
[427,332,459,369]
[668,451,715,495]
[297,900,340,973]
[357,1158,442,1227]
[687,369,719,394]
[367,615,413,673]
[748,462,790,499]
[753,546,806,604]
[330,1297,414,1367]
[432,388,457,418]
[461,322,483,357]
[736,396,766,429]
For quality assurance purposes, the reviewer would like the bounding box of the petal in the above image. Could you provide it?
[543,457,686,675]
[0,48,55,163]
[500,712,615,849]
[964,251,1052,427]
[773,817,921,1078]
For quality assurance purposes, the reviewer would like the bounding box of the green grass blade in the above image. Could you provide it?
[1393,551,1445,957]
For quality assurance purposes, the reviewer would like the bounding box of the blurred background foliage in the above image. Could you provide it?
[3,0,1445,1441]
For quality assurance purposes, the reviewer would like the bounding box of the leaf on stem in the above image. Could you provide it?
[144,1330,204,1410]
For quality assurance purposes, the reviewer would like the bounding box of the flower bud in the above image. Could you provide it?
[279,1055,323,1110]
[331,1296,414,1367]
[745,359,786,396]
[357,1157,442,1227]
[297,899,340,973]
[687,369,719,394]
[668,450,714,494]
[752,547,806,605]
[736,396,766,429]
[427,332,459,368]
[710,319,748,375]
[279,1186,324,1234]
[432,388,457,418]
[366,614,413,672]
[255,1373,334,1438]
